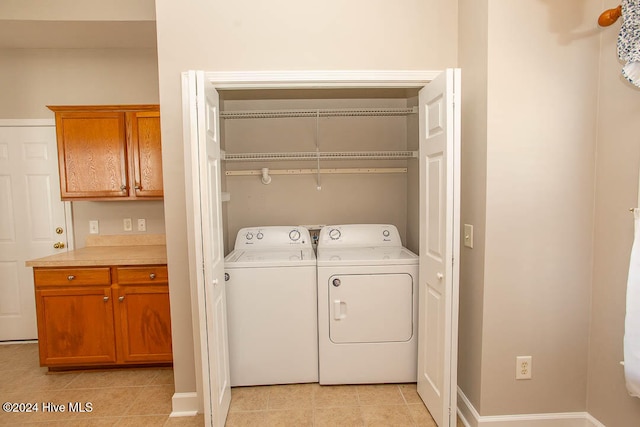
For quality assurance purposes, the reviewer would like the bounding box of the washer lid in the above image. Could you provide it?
[225,248,316,268]
[316,246,418,267]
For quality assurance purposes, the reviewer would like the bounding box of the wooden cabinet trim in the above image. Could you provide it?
[48,105,160,113]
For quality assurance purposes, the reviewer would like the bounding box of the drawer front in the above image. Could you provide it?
[117,265,168,284]
[34,267,111,287]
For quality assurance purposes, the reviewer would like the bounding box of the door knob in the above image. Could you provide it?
[55,227,63,234]
[53,242,65,249]
[437,272,444,280]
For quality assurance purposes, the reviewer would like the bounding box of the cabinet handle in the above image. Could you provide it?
[67,275,75,281]
[103,296,109,302]
[135,183,141,190]
[120,184,127,192]
[149,273,156,280]
[119,296,125,302]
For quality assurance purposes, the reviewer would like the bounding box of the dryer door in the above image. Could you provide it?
[329,273,413,343]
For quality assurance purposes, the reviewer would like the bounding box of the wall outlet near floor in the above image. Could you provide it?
[89,220,99,235]
[123,218,132,231]
[137,218,146,232]
[516,356,532,380]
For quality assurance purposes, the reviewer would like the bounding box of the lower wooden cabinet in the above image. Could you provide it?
[115,267,172,363]
[33,265,172,368]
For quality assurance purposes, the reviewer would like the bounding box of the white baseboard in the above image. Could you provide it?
[457,387,605,427]
[170,392,199,417]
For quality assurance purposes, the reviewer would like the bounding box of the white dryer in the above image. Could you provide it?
[224,226,318,386]
[316,224,418,384]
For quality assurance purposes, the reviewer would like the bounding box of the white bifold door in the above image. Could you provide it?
[183,71,231,427]
[417,69,461,427]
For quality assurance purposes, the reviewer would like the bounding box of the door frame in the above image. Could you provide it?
[184,69,459,426]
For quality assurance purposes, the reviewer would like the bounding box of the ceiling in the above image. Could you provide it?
[0,20,157,49]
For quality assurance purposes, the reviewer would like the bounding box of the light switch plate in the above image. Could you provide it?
[464,224,473,248]
[123,218,132,231]
[89,220,99,235]
[137,218,146,232]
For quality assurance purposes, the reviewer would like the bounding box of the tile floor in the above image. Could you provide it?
[0,342,457,426]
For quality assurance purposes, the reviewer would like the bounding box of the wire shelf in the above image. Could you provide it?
[219,107,418,119]
[224,151,417,162]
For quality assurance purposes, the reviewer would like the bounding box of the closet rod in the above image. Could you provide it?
[226,168,408,177]
[224,151,417,161]
[220,107,418,119]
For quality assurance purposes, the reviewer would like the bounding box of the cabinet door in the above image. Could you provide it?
[128,111,163,198]
[54,111,129,199]
[115,284,172,363]
[35,286,117,366]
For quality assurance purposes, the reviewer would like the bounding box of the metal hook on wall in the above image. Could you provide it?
[261,167,272,185]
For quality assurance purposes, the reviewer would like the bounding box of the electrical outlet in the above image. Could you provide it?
[516,356,532,380]
[89,220,99,234]
[137,218,146,232]
[123,218,132,231]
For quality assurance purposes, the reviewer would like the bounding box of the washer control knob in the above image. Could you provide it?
[383,229,390,237]
[332,278,341,287]
[329,228,341,240]
[257,232,264,240]
[246,232,254,240]
[289,229,301,241]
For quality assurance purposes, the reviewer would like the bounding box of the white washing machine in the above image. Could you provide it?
[224,226,318,386]
[316,224,419,384]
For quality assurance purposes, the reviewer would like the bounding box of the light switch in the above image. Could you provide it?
[89,220,99,235]
[464,224,473,248]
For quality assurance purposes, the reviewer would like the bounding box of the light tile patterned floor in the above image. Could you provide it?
[0,342,456,426]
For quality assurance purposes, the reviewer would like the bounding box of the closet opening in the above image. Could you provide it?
[217,87,421,255]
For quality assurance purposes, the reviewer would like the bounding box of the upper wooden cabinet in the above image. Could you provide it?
[48,105,163,201]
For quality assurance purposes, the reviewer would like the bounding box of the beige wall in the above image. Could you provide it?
[587,1,640,425]
[155,0,458,407]
[480,0,599,415]
[0,48,159,118]
[73,201,165,248]
[457,0,488,413]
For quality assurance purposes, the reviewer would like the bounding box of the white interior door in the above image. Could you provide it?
[183,71,231,426]
[0,122,72,341]
[417,69,461,427]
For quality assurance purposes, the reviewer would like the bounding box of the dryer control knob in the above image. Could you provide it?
[289,229,301,241]
[383,229,390,237]
[329,228,341,240]
[332,278,341,287]
[257,232,264,240]
[246,232,254,240]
